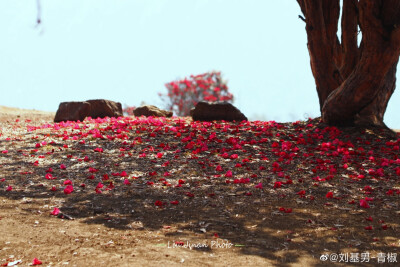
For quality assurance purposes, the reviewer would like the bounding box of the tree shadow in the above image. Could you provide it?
[1,118,399,266]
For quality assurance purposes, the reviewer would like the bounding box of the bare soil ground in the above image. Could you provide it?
[0,106,399,266]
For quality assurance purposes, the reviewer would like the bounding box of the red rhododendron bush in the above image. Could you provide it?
[160,71,234,116]
[0,109,399,266]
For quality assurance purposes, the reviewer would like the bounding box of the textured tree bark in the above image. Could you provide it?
[297,0,400,128]
[300,0,342,110]
[355,60,398,127]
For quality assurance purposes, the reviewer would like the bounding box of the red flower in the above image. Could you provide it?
[106,182,115,190]
[364,226,373,230]
[185,192,194,197]
[279,207,292,213]
[274,181,282,188]
[326,192,334,198]
[64,185,73,194]
[230,154,238,159]
[359,198,370,208]
[255,183,263,189]
[32,258,42,265]
[89,167,98,173]
[297,190,306,196]
[6,186,12,191]
[63,179,72,185]
[364,185,373,192]
[170,200,179,205]
[175,241,184,246]
[123,179,131,185]
[224,170,233,177]
[50,207,60,216]
[45,173,55,180]
[155,200,164,206]
[60,164,66,170]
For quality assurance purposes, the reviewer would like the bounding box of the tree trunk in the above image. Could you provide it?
[297,0,400,128]
[354,59,398,127]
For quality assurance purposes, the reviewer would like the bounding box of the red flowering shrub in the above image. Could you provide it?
[123,105,136,116]
[160,71,234,116]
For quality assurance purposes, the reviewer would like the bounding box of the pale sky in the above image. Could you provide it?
[1,0,399,127]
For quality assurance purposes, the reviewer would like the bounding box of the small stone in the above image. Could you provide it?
[133,105,173,117]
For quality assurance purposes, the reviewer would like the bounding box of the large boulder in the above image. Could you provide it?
[54,101,91,122]
[86,99,123,119]
[54,99,123,122]
[133,105,173,117]
[191,101,247,122]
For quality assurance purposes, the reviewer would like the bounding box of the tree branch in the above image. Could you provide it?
[296,0,306,17]
[340,0,359,79]
[321,0,341,75]
[300,0,341,109]
[323,0,400,125]
[36,0,41,25]
[321,0,340,46]
[381,0,400,27]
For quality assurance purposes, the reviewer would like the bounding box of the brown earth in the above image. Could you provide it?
[0,106,55,122]
[0,106,399,267]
